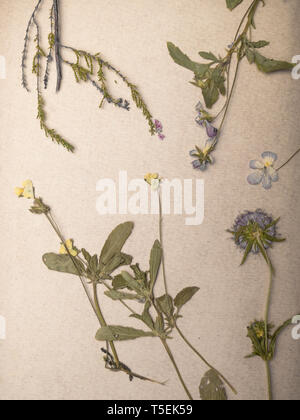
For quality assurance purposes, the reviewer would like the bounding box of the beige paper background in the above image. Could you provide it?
[0,0,299,401]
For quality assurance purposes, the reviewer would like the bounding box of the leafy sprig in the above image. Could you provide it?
[167,0,295,168]
[22,0,159,152]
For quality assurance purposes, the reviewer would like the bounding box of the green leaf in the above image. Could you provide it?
[120,271,143,294]
[167,42,209,77]
[112,274,129,290]
[226,0,244,10]
[130,302,155,330]
[156,294,174,319]
[95,326,155,341]
[199,51,218,62]
[99,222,134,267]
[269,318,293,357]
[103,252,133,275]
[247,40,270,49]
[42,253,84,276]
[254,51,295,73]
[240,241,253,266]
[246,49,255,64]
[202,81,219,109]
[174,287,200,311]
[149,240,162,292]
[104,290,141,301]
[199,370,228,401]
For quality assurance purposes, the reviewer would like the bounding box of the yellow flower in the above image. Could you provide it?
[59,239,78,257]
[144,173,162,191]
[144,173,159,185]
[14,180,34,199]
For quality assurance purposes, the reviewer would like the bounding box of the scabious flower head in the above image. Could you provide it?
[228,209,285,266]
[247,151,279,190]
[189,138,216,171]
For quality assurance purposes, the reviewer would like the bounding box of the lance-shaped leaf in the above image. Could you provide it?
[121,271,144,294]
[104,290,142,302]
[174,287,200,311]
[156,294,174,319]
[226,0,244,10]
[112,274,129,290]
[42,253,84,276]
[199,370,228,401]
[95,326,155,341]
[167,42,209,78]
[99,222,134,270]
[149,240,162,292]
[130,301,155,331]
[247,40,270,49]
[103,253,133,275]
[254,51,295,73]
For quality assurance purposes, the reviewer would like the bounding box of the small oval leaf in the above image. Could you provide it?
[42,253,83,276]
[199,370,228,401]
[174,287,200,311]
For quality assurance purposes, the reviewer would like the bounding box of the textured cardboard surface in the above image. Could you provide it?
[0,0,299,400]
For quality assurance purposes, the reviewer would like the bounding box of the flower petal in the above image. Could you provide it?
[205,122,218,138]
[189,150,197,157]
[262,151,278,164]
[250,160,264,170]
[192,160,201,169]
[262,174,272,190]
[247,171,263,185]
[267,167,279,182]
[195,101,204,112]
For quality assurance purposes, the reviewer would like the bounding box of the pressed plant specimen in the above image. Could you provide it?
[167,0,295,170]
[22,0,164,152]
[228,209,299,400]
[16,178,237,400]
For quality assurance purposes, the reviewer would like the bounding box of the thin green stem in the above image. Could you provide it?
[175,324,237,395]
[44,212,121,368]
[93,282,120,368]
[161,339,193,401]
[277,148,300,171]
[158,192,168,295]
[265,361,273,401]
[264,256,274,401]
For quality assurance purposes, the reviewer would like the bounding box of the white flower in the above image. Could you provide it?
[247,152,279,190]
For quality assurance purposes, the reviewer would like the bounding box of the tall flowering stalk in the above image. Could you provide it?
[228,210,299,400]
[22,0,163,152]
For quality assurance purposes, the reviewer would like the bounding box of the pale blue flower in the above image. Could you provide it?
[247,152,279,190]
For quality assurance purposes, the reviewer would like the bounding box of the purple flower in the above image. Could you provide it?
[228,209,285,266]
[154,120,165,140]
[189,138,216,171]
[205,121,218,138]
[195,102,217,138]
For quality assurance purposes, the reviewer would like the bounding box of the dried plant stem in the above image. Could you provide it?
[158,192,168,295]
[43,211,120,368]
[264,260,274,401]
[161,339,193,401]
[93,283,120,368]
[277,148,300,171]
[53,0,62,92]
[175,324,237,395]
